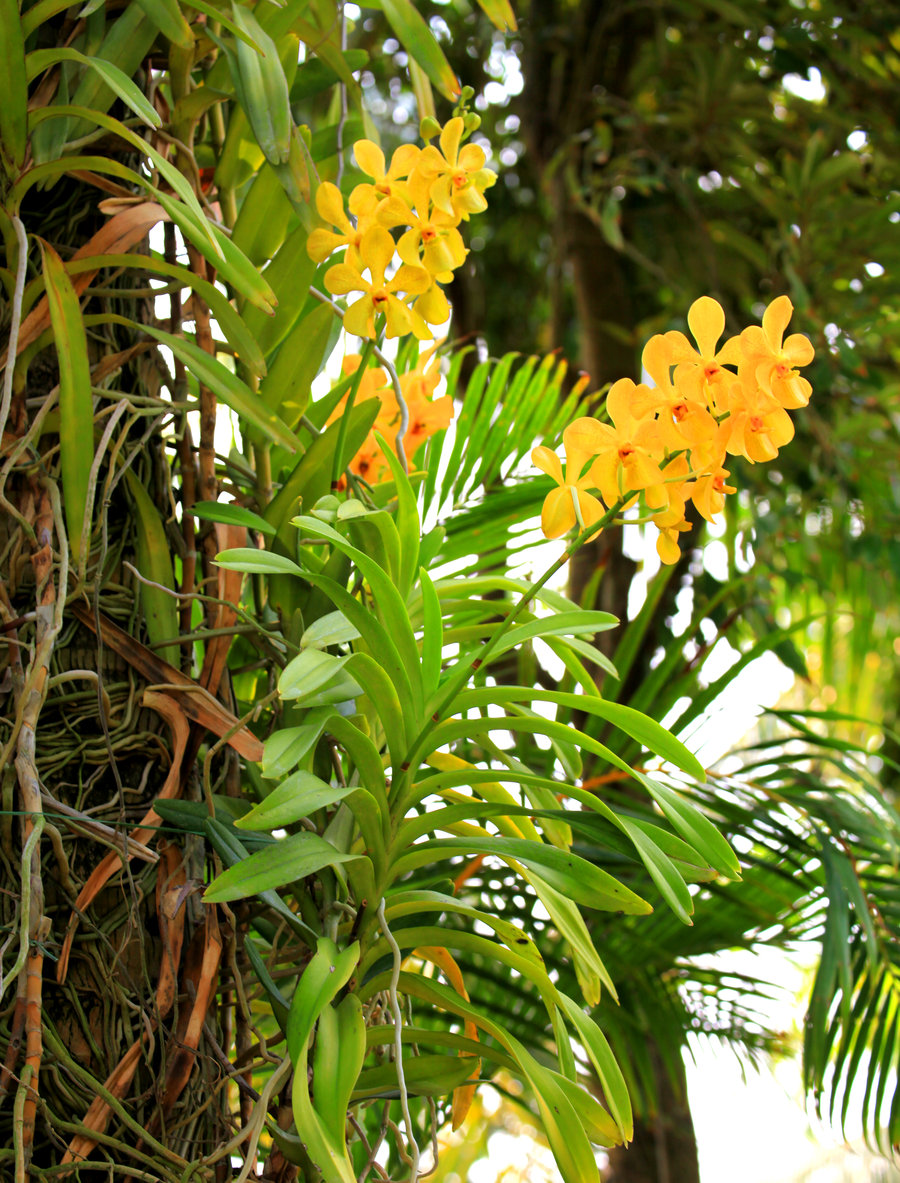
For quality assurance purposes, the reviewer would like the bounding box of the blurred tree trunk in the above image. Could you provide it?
[516,6,701,1180]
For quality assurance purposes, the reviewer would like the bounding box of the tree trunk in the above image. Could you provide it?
[514,8,705,1182]
[604,1050,701,1183]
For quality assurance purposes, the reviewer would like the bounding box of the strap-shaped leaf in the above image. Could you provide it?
[203,830,362,903]
[286,938,360,1183]
[203,818,318,944]
[450,685,706,782]
[313,994,366,1144]
[123,470,179,657]
[193,501,275,536]
[298,570,418,737]
[0,0,28,170]
[259,303,338,425]
[39,241,93,563]
[391,835,651,915]
[235,771,351,831]
[27,48,162,126]
[62,251,266,378]
[216,547,305,577]
[352,1054,477,1101]
[369,0,459,98]
[134,0,194,49]
[291,515,425,713]
[261,709,333,779]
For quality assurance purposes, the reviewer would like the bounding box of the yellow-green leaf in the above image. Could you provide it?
[0,0,29,170]
[371,0,460,99]
[122,470,179,656]
[475,0,517,31]
[134,0,194,50]
[39,241,93,563]
[26,48,162,127]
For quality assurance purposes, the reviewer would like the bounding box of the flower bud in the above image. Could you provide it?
[419,116,442,141]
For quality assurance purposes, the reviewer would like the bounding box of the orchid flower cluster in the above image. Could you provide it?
[329,349,453,485]
[533,296,815,563]
[309,115,496,340]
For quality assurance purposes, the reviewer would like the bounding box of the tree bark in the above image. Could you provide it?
[604,1050,701,1183]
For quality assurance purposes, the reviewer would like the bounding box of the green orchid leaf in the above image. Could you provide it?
[203,831,361,903]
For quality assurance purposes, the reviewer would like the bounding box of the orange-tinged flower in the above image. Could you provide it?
[378,173,468,277]
[722,377,794,463]
[567,383,667,511]
[399,369,453,462]
[690,464,737,522]
[533,440,605,539]
[324,225,431,339]
[663,296,742,414]
[642,334,718,452]
[654,508,692,564]
[740,295,815,409]
[329,350,452,483]
[349,140,421,217]
[416,116,497,222]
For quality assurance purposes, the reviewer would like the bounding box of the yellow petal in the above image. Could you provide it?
[784,332,815,367]
[606,377,646,428]
[458,142,487,172]
[532,445,564,484]
[316,181,349,229]
[686,296,725,358]
[564,416,612,457]
[761,295,793,350]
[396,228,422,268]
[656,527,683,565]
[307,228,345,263]
[663,329,697,365]
[359,225,396,285]
[382,294,413,339]
[324,262,364,296]
[439,116,464,165]
[377,195,415,229]
[354,138,386,180]
[640,336,673,393]
[541,486,576,539]
[415,283,451,327]
[388,142,421,178]
[391,263,432,296]
[739,324,769,360]
[343,295,376,339]
[576,489,606,528]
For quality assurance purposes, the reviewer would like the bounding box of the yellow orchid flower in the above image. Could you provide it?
[740,295,815,409]
[722,375,795,463]
[415,116,497,222]
[566,382,667,511]
[324,225,431,340]
[532,436,605,539]
[690,464,737,522]
[348,139,421,216]
[642,333,718,452]
[654,508,693,564]
[378,173,468,277]
[663,295,743,414]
